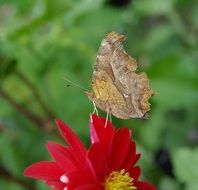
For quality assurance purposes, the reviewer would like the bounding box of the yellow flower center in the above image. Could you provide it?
[105,169,137,190]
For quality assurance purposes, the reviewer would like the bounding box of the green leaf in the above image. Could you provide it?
[172,148,198,183]
[159,177,180,190]
[35,180,49,190]
[133,0,176,16]
[0,131,21,176]
[139,107,165,150]
[186,182,198,190]
[143,24,175,52]
[0,179,25,190]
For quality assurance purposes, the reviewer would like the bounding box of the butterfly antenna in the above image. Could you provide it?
[64,77,88,91]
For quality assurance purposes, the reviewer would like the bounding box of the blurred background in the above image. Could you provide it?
[0,0,198,189]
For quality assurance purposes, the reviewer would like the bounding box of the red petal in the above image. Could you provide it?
[74,184,103,190]
[123,153,140,171]
[24,161,64,180]
[87,142,107,182]
[134,181,156,190]
[121,141,140,170]
[46,180,65,190]
[46,142,76,172]
[67,170,95,187]
[109,128,131,170]
[55,120,86,158]
[90,114,115,151]
[129,166,141,181]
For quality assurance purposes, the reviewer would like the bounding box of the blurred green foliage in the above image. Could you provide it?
[0,0,197,189]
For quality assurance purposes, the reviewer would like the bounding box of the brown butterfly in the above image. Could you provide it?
[86,32,154,119]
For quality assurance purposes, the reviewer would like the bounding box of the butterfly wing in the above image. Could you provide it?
[87,32,154,119]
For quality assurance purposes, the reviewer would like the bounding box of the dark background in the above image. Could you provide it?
[0,0,198,189]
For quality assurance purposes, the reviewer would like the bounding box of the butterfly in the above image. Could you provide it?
[86,32,154,119]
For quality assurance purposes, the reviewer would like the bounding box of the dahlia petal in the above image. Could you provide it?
[47,142,87,170]
[120,140,140,172]
[87,142,107,182]
[46,180,65,190]
[121,140,140,171]
[129,166,141,180]
[74,184,103,190]
[90,114,115,148]
[67,170,96,187]
[134,181,156,190]
[89,121,99,143]
[23,161,64,180]
[60,146,89,171]
[46,142,76,172]
[123,153,140,171]
[126,141,136,157]
[56,120,86,157]
[109,128,131,170]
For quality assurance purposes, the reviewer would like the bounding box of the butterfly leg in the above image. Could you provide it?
[105,108,112,127]
[109,111,112,122]
[92,101,98,115]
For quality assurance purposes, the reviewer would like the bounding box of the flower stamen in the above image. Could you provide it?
[105,169,136,190]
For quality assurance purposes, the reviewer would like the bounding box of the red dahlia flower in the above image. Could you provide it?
[24,114,156,190]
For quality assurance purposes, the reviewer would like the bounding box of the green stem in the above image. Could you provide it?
[0,88,46,127]
[15,70,55,120]
[0,165,36,190]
